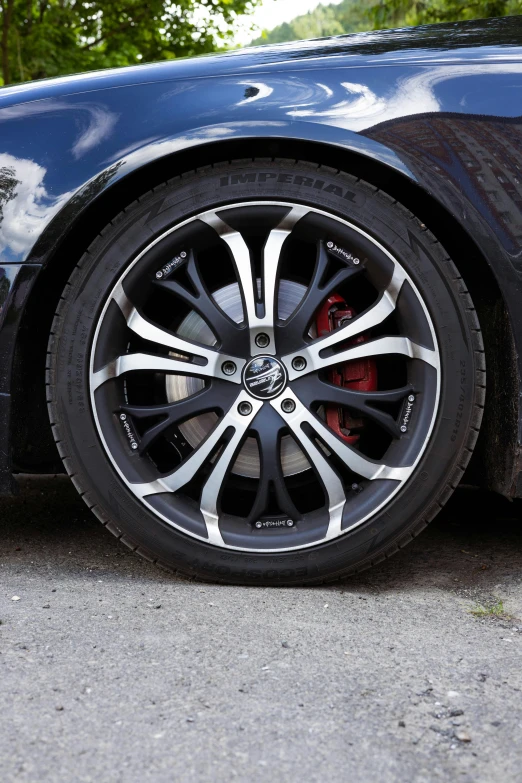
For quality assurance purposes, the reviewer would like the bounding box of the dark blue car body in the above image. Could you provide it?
[1,16,521,495]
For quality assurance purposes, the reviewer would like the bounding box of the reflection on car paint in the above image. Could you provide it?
[367,112,522,263]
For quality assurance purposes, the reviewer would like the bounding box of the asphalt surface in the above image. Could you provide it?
[1,476,522,782]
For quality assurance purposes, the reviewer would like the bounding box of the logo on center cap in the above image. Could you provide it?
[243,356,287,400]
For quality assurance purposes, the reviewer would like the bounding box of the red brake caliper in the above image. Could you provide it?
[316,294,378,445]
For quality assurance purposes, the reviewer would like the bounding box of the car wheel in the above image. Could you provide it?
[46,159,485,585]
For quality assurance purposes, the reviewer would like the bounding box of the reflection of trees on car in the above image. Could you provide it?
[252,0,522,49]
[370,0,522,29]
[367,112,522,256]
[0,164,20,224]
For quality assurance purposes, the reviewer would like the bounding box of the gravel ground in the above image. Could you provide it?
[1,475,522,783]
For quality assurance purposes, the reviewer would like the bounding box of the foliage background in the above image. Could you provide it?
[253,0,522,45]
[251,0,372,44]
[1,0,522,86]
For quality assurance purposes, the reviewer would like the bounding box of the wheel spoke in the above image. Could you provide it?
[285,333,438,380]
[248,405,301,523]
[200,400,263,545]
[292,376,415,438]
[272,389,413,483]
[120,381,238,454]
[115,283,244,377]
[323,336,437,372]
[131,392,263,541]
[93,352,234,391]
[200,206,308,356]
[282,264,434,378]
[270,394,345,540]
[92,284,246,390]
[276,240,363,354]
[260,205,309,354]
[154,251,248,355]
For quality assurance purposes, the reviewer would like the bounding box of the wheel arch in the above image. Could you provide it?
[11,136,517,496]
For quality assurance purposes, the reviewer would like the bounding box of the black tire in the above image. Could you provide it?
[46,159,485,585]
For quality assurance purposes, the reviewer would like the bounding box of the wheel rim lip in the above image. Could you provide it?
[89,199,441,554]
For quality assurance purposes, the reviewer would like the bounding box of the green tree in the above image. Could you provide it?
[252,0,522,48]
[288,6,345,40]
[369,0,522,29]
[252,0,373,46]
[0,0,259,86]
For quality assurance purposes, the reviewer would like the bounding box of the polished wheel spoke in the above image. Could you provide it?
[154,251,248,355]
[285,334,438,380]
[270,394,346,540]
[92,283,245,390]
[93,353,209,391]
[120,381,238,454]
[272,389,413,483]
[322,335,437,372]
[276,240,363,354]
[248,405,301,523]
[92,351,240,391]
[199,399,263,545]
[281,264,437,379]
[292,376,415,438]
[114,283,245,377]
[132,392,263,541]
[200,206,308,355]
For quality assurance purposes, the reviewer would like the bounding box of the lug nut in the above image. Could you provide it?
[281,398,296,414]
[255,521,263,529]
[292,356,307,372]
[400,425,408,433]
[408,394,415,403]
[255,333,270,348]
[238,401,253,416]
[222,361,237,376]
[286,519,294,527]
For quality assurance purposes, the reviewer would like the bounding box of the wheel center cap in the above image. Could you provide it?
[243,356,287,400]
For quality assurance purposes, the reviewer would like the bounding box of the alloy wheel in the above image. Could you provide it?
[89,201,440,552]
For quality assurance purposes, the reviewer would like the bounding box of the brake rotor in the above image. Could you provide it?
[166,279,311,479]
